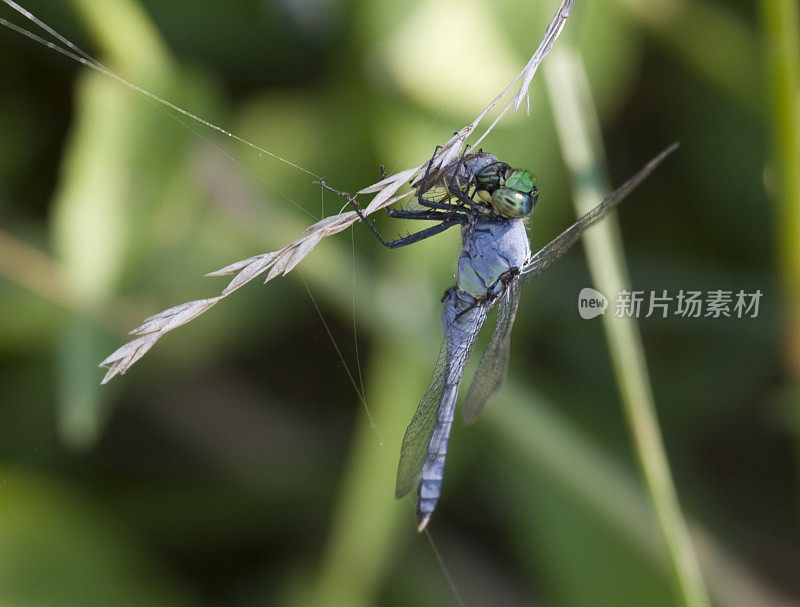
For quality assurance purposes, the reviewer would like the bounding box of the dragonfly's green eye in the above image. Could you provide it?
[491,187,537,218]
[504,169,536,193]
[475,163,537,217]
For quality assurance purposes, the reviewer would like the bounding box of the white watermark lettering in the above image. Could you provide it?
[577,288,763,319]
[578,287,608,319]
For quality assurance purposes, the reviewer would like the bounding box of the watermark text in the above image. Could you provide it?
[578,289,762,319]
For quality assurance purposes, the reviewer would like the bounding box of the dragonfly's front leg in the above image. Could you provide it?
[444,149,484,212]
[387,209,466,221]
[317,180,466,249]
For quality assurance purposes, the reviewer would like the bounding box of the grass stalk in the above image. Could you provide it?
[757,0,800,476]
[543,48,711,607]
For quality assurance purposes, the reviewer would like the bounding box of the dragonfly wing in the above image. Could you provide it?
[521,143,678,281]
[395,293,490,500]
[395,342,448,499]
[396,288,491,532]
[462,280,521,424]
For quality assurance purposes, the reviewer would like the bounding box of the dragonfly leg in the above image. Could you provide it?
[387,209,469,221]
[317,180,464,249]
[445,145,484,212]
[415,146,469,213]
[451,268,520,322]
[447,185,482,210]
[414,145,442,208]
[415,198,467,212]
[317,180,392,245]
[382,218,464,249]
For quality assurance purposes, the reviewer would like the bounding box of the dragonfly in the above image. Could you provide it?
[322,142,677,531]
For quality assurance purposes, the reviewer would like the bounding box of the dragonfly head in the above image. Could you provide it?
[475,164,538,219]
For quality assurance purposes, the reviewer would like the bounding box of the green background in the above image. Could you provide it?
[0,0,797,605]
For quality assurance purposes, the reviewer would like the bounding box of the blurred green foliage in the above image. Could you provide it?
[0,0,797,606]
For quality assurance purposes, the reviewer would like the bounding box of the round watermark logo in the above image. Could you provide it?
[578,287,608,319]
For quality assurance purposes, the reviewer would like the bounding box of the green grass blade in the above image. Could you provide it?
[544,48,711,607]
[757,0,800,479]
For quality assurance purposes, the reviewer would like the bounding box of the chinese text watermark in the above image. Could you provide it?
[578,289,762,319]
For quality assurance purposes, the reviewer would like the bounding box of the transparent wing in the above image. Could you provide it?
[521,143,678,281]
[395,343,448,498]
[395,297,490,498]
[462,280,522,424]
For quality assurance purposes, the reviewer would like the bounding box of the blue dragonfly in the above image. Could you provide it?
[323,143,677,531]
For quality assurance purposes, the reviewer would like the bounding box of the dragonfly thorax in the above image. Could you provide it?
[457,216,531,299]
